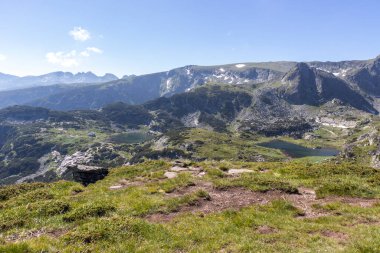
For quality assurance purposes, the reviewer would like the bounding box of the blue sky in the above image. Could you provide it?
[0,0,380,77]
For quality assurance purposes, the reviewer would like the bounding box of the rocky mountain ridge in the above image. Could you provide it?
[0,71,118,91]
[0,55,379,111]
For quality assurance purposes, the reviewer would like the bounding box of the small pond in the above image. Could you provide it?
[109,132,154,144]
[257,140,340,158]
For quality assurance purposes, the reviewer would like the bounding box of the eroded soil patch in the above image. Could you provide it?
[5,228,68,242]
[146,182,380,222]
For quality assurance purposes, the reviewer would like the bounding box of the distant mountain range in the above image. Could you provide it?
[1,55,380,184]
[0,71,118,91]
[0,55,379,112]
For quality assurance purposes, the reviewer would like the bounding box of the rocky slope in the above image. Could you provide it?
[281,63,377,113]
[1,81,376,184]
[1,55,380,111]
[25,64,285,110]
[346,56,380,96]
[1,55,380,184]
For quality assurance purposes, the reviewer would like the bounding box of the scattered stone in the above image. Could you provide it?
[164,171,178,179]
[197,172,206,177]
[109,185,123,190]
[188,166,202,172]
[172,160,186,167]
[170,166,202,172]
[303,133,321,140]
[88,132,96,137]
[170,166,189,172]
[298,187,316,199]
[227,169,253,175]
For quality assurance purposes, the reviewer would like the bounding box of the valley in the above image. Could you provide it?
[1,56,380,252]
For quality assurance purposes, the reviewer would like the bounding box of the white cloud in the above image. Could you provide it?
[69,27,91,41]
[79,51,90,57]
[46,47,103,68]
[80,47,103,57]
[86,47,102,54]
[0,54,6,61]
[46,50,79,67]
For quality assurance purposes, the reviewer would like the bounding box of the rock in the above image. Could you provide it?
[303,133,321,140]
[58,151,93,176]
[164,171,178,179]
[227,169,253,175]
[341,144,355,159]
[88,132,96,137]
[170,166,189,172]
[315,117,357,129]
[109,185,123,190]
[152,136,169,151]
[197,172,206,177]
[371,149,380,169]
[70,165,109,186]
[188,166,202,172]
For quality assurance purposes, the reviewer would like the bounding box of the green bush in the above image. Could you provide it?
[0,243,33,253]
[63,202,116,222]
[316,177,375,198]
[23,188,54,202]
[35,200,71,216]
[70,185,85,194]
[0,215,25,232]
[0,183,47,201]
[65,217,160,244]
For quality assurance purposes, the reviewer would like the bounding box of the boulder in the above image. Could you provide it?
[70,165,108,186]
[164,171,178,179]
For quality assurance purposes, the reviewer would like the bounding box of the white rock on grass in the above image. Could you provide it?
[164,171,178,179]
[170,166,189,172]
[109,185,123,190]
[227,169,253,175]
[197,172,206,177]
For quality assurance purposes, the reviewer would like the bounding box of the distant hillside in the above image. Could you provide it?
[0,55,380,112]
[0,71,118,91]
[281,63,377,113]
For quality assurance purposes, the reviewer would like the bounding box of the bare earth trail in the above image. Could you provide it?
[146,181,379,222]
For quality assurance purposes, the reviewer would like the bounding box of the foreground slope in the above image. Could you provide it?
[1,160,380,252]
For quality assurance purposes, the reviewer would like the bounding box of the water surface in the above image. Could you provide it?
[257,140,339,158]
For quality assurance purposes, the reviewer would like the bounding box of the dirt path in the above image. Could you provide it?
[146,182,379,222]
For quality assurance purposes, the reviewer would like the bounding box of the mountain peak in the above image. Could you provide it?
[282,62,315,84]
[295,62,311,70]
[281,62,376,113]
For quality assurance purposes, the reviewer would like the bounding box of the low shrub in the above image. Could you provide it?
[0,183,47,201]
[63,202,116,222]
[34,200,71,216]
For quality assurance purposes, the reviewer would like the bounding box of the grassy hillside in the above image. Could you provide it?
[1,160,380,252]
